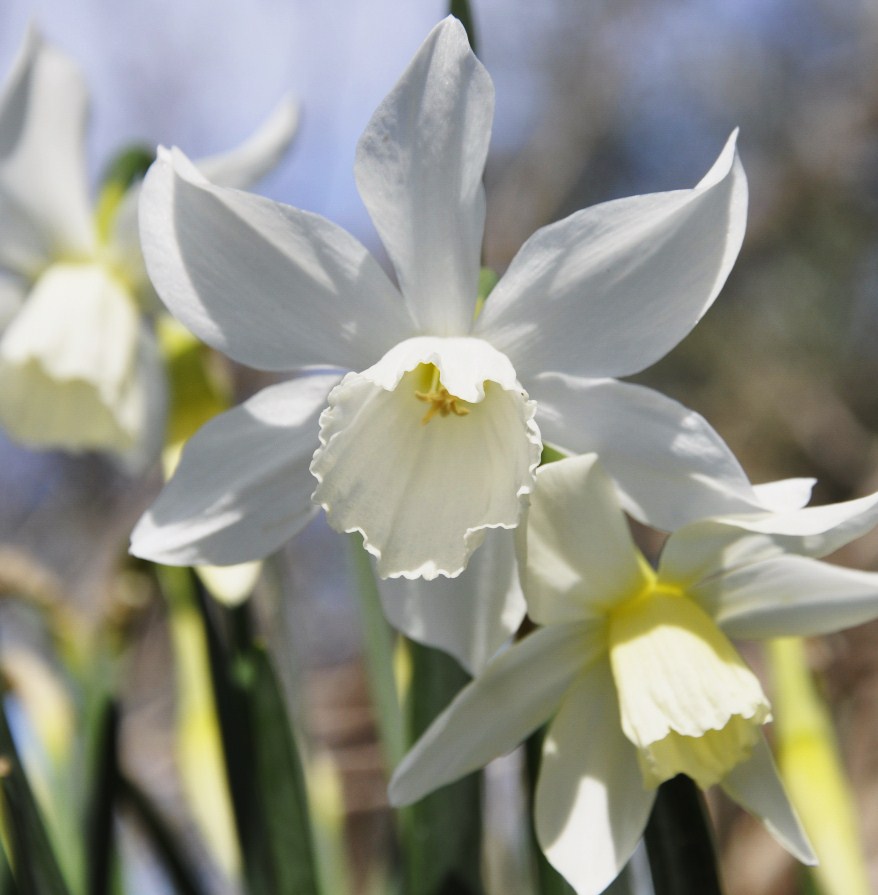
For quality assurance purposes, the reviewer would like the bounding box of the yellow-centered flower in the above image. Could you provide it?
[391,453,878,895]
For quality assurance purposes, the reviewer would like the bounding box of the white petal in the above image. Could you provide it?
[693,554,878,640]
[130,373,340,565]
[355,17,491,335]
[0,29,94,276]
[0,262,145,454]
[389,623,598,806]
[523,454,650,626]
[721,735,816,865]
[535,662,655,895]
[195,96,298,190]
[751,478,816,512]
[529,374,789,530]
[709,488,878,559]
[110,98,299,293]
[659,523,783,591]
[138,148,414,373]
[311,337,541,579]
[378,528,525,674]
[475,132,747,380]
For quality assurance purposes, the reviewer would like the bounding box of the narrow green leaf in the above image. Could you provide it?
[402,642,483,895]
[165,567,322,895]
[0,833,18,895]
[160,567,271,895]
[86,699,119,895]
[0,696,72,895]
[247,646,321,895]
[117,774,207,895]
[449,0,478,52]
[644,775,725,895]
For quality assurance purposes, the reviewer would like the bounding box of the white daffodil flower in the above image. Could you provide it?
[0,29,297,466]
[131,16,811,582]
[390,453,878,895]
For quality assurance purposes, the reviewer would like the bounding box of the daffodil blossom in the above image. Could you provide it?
[130,16,812,580]
[0,29,297,465]
[390,453,878,894]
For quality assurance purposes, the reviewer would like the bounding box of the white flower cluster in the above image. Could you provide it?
[3,18,878,895]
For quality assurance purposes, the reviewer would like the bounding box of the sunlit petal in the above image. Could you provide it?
[528,374,787,531]
[139,148,414,373]
[523,454,650,625]
[389,623,599,806]
[131,373,340,565]
[535,661,655,895]
[355,17,491,335]
[475,132,746,381]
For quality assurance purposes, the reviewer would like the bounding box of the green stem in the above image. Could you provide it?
[402,642,483,895]
[643,775,725,895]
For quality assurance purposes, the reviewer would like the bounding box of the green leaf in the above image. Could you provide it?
[247,646,322,895]
[0,833,17,895]
[85,699,120,895]
[402,642,483,895]
[171,568,322,895]
[0,696,72,895]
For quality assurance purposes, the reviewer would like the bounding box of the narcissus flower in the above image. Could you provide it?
[390,454,878,894]
[131,16,808,580]
[0,29,296,465]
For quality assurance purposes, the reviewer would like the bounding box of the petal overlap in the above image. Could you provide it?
[131,373,340,565]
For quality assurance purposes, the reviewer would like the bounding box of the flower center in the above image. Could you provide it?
[413,363,471,424]
[607,581,771,790]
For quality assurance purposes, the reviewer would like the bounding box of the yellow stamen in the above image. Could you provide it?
[413,364,470,424]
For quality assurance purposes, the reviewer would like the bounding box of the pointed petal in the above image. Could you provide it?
[530,374,783,530]
[311,337,541,579]
[523,454,650,625]
[355,17,492,335]
[130,373,340,565]
[378,528,525,674]
[721,735,816,865]
[112,98,298,293]
[694,554,878,640]
[663,487,878,593]
[535,662,655,895]
[751,478,816,512]
[389,623,598,806]
[475,132,747,380]
[0,29,94,276]
[196,96,298,190]
[710,488,878,559]
[138,148,414,372]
